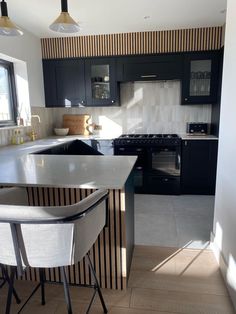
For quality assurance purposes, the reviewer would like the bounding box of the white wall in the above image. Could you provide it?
[212,0,236,309]
[0,29,45,107]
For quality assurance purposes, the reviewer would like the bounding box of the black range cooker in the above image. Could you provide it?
[114,134,181,195]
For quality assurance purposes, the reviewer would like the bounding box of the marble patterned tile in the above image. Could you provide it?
[26,81,212,141]
[135,212,178,247]
[134,194,215,250]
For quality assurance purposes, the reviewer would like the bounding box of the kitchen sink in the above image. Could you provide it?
[32,139,103,156]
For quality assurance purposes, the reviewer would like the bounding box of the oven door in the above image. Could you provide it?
[146,145,181,194]
[148,145,181,177]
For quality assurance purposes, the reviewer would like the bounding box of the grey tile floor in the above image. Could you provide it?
[135,194,215,249]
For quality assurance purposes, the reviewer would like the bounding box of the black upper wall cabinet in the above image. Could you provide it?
[117,54,183,82]
[43,57,119,107]
[43,59,86,107]
[42,50,221,108]
[181,51,220,105]
[85,58,119,106]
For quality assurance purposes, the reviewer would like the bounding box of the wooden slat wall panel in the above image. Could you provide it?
[41,26,223,59]
[21,187,125,290]
[120,190,127,289]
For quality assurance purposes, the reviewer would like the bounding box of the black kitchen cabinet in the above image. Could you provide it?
[181,140,218,195]
[85,58,119,106]
[43,57,119,107]
[43,50,222,108]
[43,59,86,107]
[117,54,183,82]
[181,51,220,105]
[211,48,224,136]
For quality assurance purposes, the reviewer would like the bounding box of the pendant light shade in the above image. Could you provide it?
[0,0,23,36]
[49,0,80,34]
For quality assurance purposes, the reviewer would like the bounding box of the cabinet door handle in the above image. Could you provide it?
[185,141,188,146]
[136,148,142,152]
[119,148,125,151]
[140,75,157,78]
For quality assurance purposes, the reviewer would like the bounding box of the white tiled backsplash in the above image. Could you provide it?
[1,81,212,146]
[0,126,32,147]
[36,81,211,137]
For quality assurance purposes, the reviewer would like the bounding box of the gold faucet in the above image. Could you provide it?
[29,115,41,141]
[31,115,41,123]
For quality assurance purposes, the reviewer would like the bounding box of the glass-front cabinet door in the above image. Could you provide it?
[182,51,220,105]
[85,58,119,106]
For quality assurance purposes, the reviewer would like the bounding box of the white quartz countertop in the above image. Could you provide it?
[179,134,218,140]
[0,136,136,189]
[0,135,113,156]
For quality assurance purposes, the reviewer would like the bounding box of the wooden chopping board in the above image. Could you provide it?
[63,114,92,135]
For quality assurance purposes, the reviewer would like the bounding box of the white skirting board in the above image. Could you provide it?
[210,232,236,310]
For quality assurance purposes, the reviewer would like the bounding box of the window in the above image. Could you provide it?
[0,59,17,126]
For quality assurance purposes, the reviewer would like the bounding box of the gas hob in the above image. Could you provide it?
[114,134,181,146]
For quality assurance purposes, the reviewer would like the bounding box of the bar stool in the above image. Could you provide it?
[0,187,109,314]
[0,187,29,311]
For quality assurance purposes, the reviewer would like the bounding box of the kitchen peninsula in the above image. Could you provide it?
[0,138,137,290]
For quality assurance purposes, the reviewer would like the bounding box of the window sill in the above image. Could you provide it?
[0,125,31,130]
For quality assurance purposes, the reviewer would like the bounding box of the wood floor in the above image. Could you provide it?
[0,246,235,314]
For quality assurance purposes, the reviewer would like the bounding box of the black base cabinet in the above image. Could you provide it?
[145,175,180,195]
[181,140,218,195]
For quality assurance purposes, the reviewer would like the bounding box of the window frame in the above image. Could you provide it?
[0,59,17,127]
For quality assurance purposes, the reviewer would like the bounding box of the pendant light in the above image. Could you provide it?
[49,0,80,33]
[0,0,23,36]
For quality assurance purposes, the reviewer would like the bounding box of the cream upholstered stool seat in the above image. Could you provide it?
[0,187,29,311]
[0,187,109,314]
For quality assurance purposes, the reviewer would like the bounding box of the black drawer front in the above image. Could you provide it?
[118,54,183,82]
[123,61,182,81]
[146,176,180,195]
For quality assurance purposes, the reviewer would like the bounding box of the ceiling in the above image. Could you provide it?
[7,0,227,38]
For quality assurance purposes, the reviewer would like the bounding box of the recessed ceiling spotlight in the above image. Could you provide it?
[144,15,150,20]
